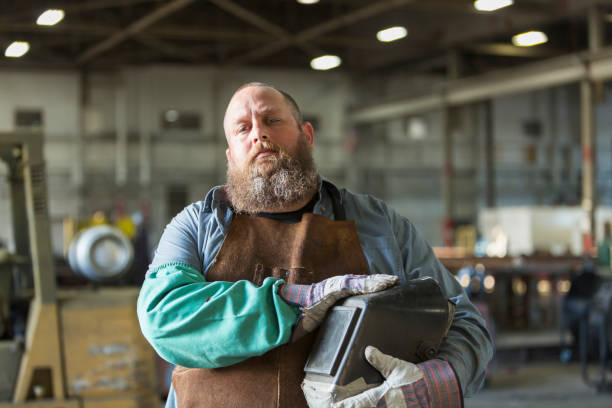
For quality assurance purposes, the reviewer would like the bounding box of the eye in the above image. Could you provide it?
[268,118,281,124]
[236,124,250,134]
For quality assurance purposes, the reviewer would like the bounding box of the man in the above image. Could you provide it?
[137,82,493,408]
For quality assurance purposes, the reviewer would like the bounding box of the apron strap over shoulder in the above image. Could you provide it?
[326,182,346,221]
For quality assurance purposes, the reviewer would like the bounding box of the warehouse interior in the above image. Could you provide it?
[1,0,612,407]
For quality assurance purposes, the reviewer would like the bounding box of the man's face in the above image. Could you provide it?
[223,85,319,213]
[224,85,314,173]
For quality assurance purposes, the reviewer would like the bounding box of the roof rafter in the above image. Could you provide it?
[361,0,607,71]
[226,0,418,65]
[76,0,196,64]
[208,0,324,57]
[0,0,162,23]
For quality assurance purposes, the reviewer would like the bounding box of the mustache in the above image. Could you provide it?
[248,141,284,163]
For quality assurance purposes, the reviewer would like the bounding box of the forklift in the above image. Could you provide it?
[0,131,158,407]
[0,131,73,407]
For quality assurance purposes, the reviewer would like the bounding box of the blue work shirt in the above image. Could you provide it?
[137,179,493,407]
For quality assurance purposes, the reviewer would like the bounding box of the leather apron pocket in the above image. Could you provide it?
[253,264,315,286]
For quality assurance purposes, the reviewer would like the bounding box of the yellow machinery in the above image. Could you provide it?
[0,132,157,408]
[0,131,75,407]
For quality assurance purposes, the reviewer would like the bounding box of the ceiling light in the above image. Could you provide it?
[297,0,319,4]
[483,275,495,292]
[557,279,571,293]
[537,279,551,295]
[36,9,65,26]
[5,41,30,58]
[474,0,513,12]
[377,26,408,43]
[310,55,341,71]
[459,274,470,288]
[512,31,548,47]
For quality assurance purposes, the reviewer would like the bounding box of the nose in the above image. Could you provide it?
[250,120,269,145]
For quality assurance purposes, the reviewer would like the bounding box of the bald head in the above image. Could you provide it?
[223,82,303,139]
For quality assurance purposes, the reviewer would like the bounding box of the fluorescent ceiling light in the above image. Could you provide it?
[297,0,319,4]
[5,41,30,58]
[36,9,65,26]
[310,55,341,70]
[474,0,513,12]
[377,26,408,43]
[512,31,548,47]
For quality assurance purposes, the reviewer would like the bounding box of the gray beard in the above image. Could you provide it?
[225,139,319,214]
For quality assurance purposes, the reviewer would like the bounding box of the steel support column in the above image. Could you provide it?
[581,5,602,246]
[74,69,87,217]
[588,6,603,54]
[139,119,152,188]
[580,79,596,246]
[484,100,496,208]
[442,106,457,246]
[115,73,128,187]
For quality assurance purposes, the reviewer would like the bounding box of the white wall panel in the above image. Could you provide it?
[0,70,78,138]
[44,141,75,173]
[152,142,217,170]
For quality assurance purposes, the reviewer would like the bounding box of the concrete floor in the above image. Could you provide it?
[467,362,612,408]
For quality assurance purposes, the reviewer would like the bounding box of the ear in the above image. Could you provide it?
[301,122,315,148]
[225,148,231,163]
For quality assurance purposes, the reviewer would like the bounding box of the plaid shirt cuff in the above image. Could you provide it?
[278,283,310,306]
[376,377,430,408]
[417,359,463,408]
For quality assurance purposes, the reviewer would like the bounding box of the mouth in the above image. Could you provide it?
[255,149,278,160]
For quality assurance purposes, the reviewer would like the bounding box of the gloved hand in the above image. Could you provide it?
[279,274,398,341]
[331,346,425,408]
[302,346,461,408]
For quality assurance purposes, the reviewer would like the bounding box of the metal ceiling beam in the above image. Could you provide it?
[208,0,323,56]
[208,0,293,40]
[228,0,418,64]
[401,55,448,73]
[149,26,271,41]
[135,36,201,62]
[360,0,608,71]
[63,0,163,13]
[0,0,162,23]
[0,22,116,36]
[76,0,196,64]
[0,21,275,42]
[464,43,565,58]
[353,45,444,73]
[313,35,380,49]
[403,0,549,18]
[0,21,380,49]
[350,46,612,123]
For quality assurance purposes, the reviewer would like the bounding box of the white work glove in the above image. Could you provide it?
[303,346,462,408]
[302,346,428,408]
[333,346,425,408]
[279,274,399,341]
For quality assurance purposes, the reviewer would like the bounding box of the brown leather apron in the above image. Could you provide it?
[171,207,371,408]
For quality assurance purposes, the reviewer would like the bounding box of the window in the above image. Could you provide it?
[522,119,542,139]
[160,110,201,131]
[166,185,188,221]
[15,109,43,129]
